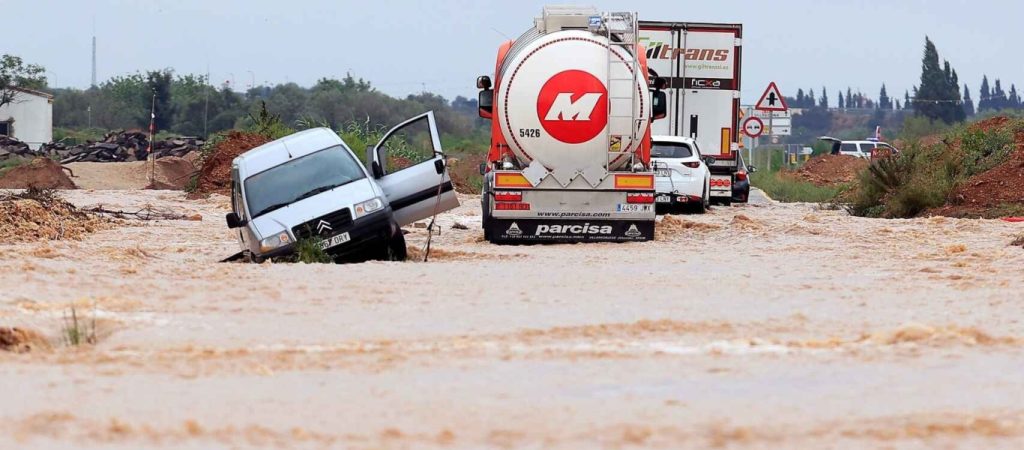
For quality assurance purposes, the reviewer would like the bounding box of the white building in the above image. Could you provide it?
[0,87,54,150]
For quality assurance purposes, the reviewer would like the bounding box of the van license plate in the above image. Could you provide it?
[318,232,351,250]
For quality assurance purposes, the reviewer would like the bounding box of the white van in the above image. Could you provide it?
[819,137,899,160]
[226,111,459,262]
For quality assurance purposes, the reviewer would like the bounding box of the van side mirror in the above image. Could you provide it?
[651,90,667,120]
[371,160,384,179]
[225,212,246,229]
[702,155,717,166]
[478,89,494,118]
[747,165,757,174]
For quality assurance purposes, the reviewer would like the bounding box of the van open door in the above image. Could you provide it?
[370,111,460,226]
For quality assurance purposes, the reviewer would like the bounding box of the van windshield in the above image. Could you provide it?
[244,146,366,218]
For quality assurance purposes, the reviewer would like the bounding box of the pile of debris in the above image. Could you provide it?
[0,188,111,243]
[0,132,204,164]
[789,154,868,186]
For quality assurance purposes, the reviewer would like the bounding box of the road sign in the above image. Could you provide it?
[755,82,788,111]
[743,117,764,138]
[750,110,791,119]
[766,125,792,136]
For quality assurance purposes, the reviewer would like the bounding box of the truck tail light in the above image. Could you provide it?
[684,161,701,169]
[493,191,522,202]
[626,192,655,204]
[736,171,747,181]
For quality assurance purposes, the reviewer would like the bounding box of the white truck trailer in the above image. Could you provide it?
[639,21,743,204]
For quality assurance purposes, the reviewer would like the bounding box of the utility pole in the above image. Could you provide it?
[203,65,210,139]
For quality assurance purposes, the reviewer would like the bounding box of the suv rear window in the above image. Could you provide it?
[840,143,859,153]
[651,142,694,158]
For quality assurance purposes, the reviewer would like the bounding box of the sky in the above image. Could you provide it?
[4,0,1022,105]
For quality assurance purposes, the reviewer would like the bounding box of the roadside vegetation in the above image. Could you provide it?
[848,117,1023,218]
[750,170,846,203]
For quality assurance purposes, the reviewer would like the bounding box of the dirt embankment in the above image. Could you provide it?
[932,116,1024,217]
[789,154,868,186]
[0,158,76,190]
[192,132,271,196]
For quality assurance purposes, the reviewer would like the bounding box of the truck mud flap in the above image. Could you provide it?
[486,219,654,244]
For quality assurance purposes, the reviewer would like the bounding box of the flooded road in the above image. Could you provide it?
[2,190,1023,449]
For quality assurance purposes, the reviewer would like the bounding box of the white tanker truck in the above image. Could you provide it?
[475,6,667,244]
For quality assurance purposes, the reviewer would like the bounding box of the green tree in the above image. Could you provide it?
[962,84,975,117]
[146,70,175,132]
[879,84,891,110]
[978,76,991,112]
[913,37,964,123]
[0,54,47,109]
[838,90,844,109]
[819,87,829,109]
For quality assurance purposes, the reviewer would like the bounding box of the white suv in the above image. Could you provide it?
[651,136,711,214]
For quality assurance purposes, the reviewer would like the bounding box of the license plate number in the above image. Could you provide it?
[317,232,351,250]
[655,195,671,203]
[617,204,653,213]
[656,169,671,177]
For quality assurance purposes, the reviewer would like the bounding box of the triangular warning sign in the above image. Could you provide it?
[755,82,788,111]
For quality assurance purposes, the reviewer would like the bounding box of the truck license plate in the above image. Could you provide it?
[617,204,654,213]
[317,232,351,250]
[655,195,671,203]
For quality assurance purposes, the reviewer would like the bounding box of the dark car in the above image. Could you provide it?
[732,153,756,203]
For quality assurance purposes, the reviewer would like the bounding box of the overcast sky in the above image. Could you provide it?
[5,0,1022,105]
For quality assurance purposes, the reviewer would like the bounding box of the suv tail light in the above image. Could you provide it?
[683,161,701,169]
[493,191,522,202]
[626,192,655,204]
[736,171,747,181]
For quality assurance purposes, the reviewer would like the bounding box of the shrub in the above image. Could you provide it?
[750,171,844,203]
[291,237,333,264]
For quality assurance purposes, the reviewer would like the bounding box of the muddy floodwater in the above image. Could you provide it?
[2,190,1023,449]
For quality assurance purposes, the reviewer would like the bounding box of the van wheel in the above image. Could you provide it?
[384,226,408,262]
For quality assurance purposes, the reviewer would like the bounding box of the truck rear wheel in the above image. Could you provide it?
[482,192,493,241]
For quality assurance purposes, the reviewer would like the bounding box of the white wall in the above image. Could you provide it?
[0,92,53,150]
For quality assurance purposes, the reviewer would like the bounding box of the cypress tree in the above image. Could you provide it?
[914,37,963,123]
[820,87,829,109]
[838,91,845,109]
[796,88,805,108]
[808,88,816,107]
[904,90,911,109]
[963,84,975,117]
[879,84,891,109]
[1010,84,1021,110]
[993,79,1007,110]
[979,76,991,112]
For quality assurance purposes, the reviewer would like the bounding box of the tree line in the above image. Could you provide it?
[786,37,1023,124]
[48,70,486,144]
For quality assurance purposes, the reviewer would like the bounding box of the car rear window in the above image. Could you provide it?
[651,142,694,158]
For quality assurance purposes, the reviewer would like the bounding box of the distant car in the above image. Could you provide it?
[819,137,899,160]
[226,112,459,263]
[651,136,711,214]
[732,153,756,203]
